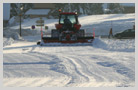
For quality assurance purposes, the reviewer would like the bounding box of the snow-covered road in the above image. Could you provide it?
[3,36,135,87]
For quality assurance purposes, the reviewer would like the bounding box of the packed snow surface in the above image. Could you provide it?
[3,14,135,87]
[3,37,135,87]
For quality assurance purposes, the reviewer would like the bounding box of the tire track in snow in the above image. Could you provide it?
[63,55,113,86]
[22,47,91,86]
[60,56,90,86]
[58,55,118,87]
[69,56,106,82]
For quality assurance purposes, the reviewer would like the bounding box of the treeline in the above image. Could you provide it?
[10,3,135,17]
[51,3,134,16]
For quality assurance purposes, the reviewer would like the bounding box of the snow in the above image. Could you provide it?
[3,13,135,87]
[3,28,40,47]
[3,37,135,87]
[93,38,135,52]
[25,9,50,15]
[9,13,135,37]
[3,37,14,47]
[8,16,16,25]
[3,3,10,20]
[79,14,134,36]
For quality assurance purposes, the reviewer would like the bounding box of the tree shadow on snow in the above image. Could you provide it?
[97,61,135,81]
[3,44,38,50]
[3,61,58,65]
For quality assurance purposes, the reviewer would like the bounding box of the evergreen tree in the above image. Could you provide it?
[51,3,66,17]
[81,3,87,14]
[51,3,104,15]
[94,3,104,14]
[107,3,124,14]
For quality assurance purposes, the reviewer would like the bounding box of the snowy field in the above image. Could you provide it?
[8,13,135,36]
[3,14,135,87]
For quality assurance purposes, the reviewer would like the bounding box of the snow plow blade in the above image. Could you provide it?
[37,36,94,46]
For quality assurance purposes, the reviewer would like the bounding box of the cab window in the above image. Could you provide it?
[60,15,77,24]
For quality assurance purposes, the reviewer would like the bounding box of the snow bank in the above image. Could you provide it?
[93,37,135,52]
[3,37,14,47]
[3,28,39,47]
[4,28,39,38]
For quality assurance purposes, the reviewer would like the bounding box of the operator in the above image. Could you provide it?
[63,16,72,30]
